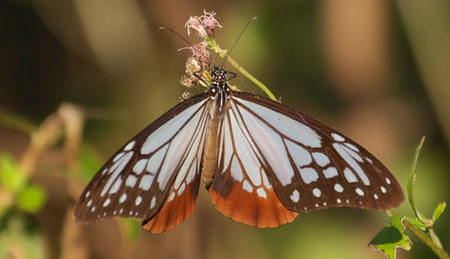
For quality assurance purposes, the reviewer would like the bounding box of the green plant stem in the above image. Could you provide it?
[407,136,427,223]
[206,37,277,101]
[402,218,449,259]
[387,210,449,259]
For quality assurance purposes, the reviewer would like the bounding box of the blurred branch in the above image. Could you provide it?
[0,108,36,134]
[60,208,89,259]
[18,103,84,177]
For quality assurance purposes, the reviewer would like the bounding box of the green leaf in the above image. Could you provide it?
[0,153,26,192]
[369,215,412,259]
[15,184,47,213]
[432,202,446,223]
[405,217,427,231]
[407,137,428,223]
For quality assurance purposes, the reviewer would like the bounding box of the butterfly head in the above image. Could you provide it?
[211,67,228,82]
[209,67,232,97]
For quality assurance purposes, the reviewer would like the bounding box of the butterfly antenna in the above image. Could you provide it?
[159,26,193,46]
[160,26,211,64]
[220,16,258,68]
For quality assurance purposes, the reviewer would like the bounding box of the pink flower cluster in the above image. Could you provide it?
[180,10,222,88]
[185,10,222,38]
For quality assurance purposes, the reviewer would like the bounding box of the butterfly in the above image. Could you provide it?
[74,67,404,233]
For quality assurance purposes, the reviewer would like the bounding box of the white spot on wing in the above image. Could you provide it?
[374,194,379,199]
[168,192,175,201]
[124,141,136,151]
[290,190,300,202]
[323,167,338,179]
[221,118,233,171]
[133,159,148,175]
[341,144,364,162]
[178,183,186,195]
[139,174,153,190]
[300,167,319,184]
[336,198,342,204]
[126,175,138,187]
[135,196,142,206]
[85,191,91,198]
[119,193,127,203]
[103,198,111,207]
[312,152,330,167]
[257,187,267,199]
[385,177,391,185]
[146,145,168,173]
[261,169,272,189]
[331,133,345,142]
[112,152,125,163]
[230,156,243,181]
[355,188,364,196]
[343,167,358,183]
[286,140,312,167]
[344,142,359,152]
[150,196,156,209]
[381,186,387,193]
[334,183,344,193]
[312,188,321,197]
[87,200,92,207]
[186,159,198,184]
[109,178,122,194]
[242,180,253,193]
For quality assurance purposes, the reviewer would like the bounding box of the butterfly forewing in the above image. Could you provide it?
[228,92,404,214]
[74,94,209,228]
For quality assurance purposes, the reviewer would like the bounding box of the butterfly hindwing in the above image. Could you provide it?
[74,94,209,232]
[229,91,404,214]
[209,99,298,228]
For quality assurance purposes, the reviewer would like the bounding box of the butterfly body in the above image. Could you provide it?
[75,67,403,233]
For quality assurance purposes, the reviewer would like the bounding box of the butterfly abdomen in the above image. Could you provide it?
[201,100,223,188]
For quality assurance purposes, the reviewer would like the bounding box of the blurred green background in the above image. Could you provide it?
[0,0,449,258]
